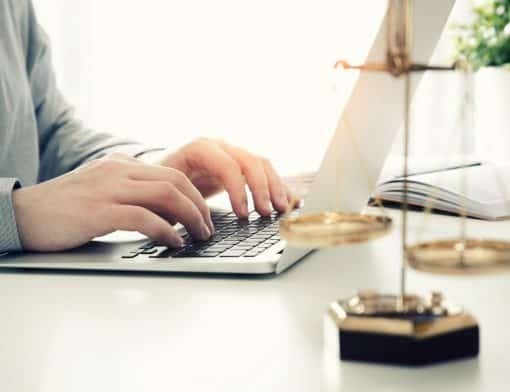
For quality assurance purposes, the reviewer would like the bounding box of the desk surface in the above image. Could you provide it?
[1,209,509,392]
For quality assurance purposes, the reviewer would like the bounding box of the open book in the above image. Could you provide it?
[375,163,510,220]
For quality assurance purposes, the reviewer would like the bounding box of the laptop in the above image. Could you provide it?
[0,0,455,274]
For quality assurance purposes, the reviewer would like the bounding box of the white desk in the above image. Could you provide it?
[1,209,509,391]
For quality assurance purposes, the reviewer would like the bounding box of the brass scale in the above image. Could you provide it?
[279,0,510,366]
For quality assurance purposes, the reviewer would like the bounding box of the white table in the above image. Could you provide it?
[1,209,509,392]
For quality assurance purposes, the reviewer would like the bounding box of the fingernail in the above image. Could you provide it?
[171,236,184,248]
[201,223,211,240]
[207,216,215,234]
[289,195,299,209]
[278,194,289,211]
[265,200,272,215]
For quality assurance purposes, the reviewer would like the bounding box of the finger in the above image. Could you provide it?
[286,188,302,211]
[116,180,212,241]
[219,144,273,216]
[188,142,249,218]
[260,158,290,213]
[286,184,302,209]
[124,162,214,233]
[110,205,183,247]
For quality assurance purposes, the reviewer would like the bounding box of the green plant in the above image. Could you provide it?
[453,0,510,69]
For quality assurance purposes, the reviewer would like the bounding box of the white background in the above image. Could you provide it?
[32,0,473,174]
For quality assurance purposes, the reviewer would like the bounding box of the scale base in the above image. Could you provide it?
[325,292,479,366]
[336,327,479,366]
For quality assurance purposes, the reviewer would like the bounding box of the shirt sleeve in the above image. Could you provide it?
[0,179,22,253]
[25,3,160,182]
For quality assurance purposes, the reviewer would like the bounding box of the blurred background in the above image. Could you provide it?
[32,0,473,174]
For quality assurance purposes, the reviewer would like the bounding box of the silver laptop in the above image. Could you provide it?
[0,1,454,274]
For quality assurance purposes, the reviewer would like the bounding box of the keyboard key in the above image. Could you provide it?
[146,246,171,257]
[207,246,233,252]
[174,251,202,258]
[229,234,251,241]
[197,251,221,257]
[138,242,155,250]
[220,250,246,257]
[149,247,183,258]
[140,248,158,255]
[235,243,255,248]
[216,240,240,246]
[259,243,273,249]
[250,235,271,240]
[244,238,264,245]
[244,250,262,257]
[192,243,213,250]
[230,249,253,255]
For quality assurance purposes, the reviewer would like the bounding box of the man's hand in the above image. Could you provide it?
[12,153,214,251]
[13,140,295,252]
[140,138,295,218]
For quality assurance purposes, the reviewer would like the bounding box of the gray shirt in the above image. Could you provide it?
[0,0,155,252]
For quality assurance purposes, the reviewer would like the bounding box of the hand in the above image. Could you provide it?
[141,138,296,218]
[12,153,214,252]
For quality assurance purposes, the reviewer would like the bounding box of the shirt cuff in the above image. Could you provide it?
[90,144,164,160]
[133,147,166,158]
[0,178,23,253]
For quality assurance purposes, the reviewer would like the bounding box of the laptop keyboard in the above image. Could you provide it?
[122,210,294,260]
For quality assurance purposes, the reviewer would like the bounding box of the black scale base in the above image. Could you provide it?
[339,326,479,366]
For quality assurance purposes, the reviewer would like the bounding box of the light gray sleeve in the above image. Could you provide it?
[25,3,161,182]
[0,179,22,253]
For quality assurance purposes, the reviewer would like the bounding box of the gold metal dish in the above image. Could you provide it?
[328,291,475,342]
[337,290,462,317]
[279,212,392,248]
[406,239,510,275]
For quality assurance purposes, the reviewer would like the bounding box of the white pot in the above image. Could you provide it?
[474,67,510,163]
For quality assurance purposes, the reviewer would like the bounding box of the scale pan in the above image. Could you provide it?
[279,212,392,247]
[407,239,510,275]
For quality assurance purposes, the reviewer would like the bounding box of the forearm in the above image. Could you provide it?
[37,108,160,181]
[0,179,22,253]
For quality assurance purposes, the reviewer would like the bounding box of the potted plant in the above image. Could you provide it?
[453,0,510,162]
